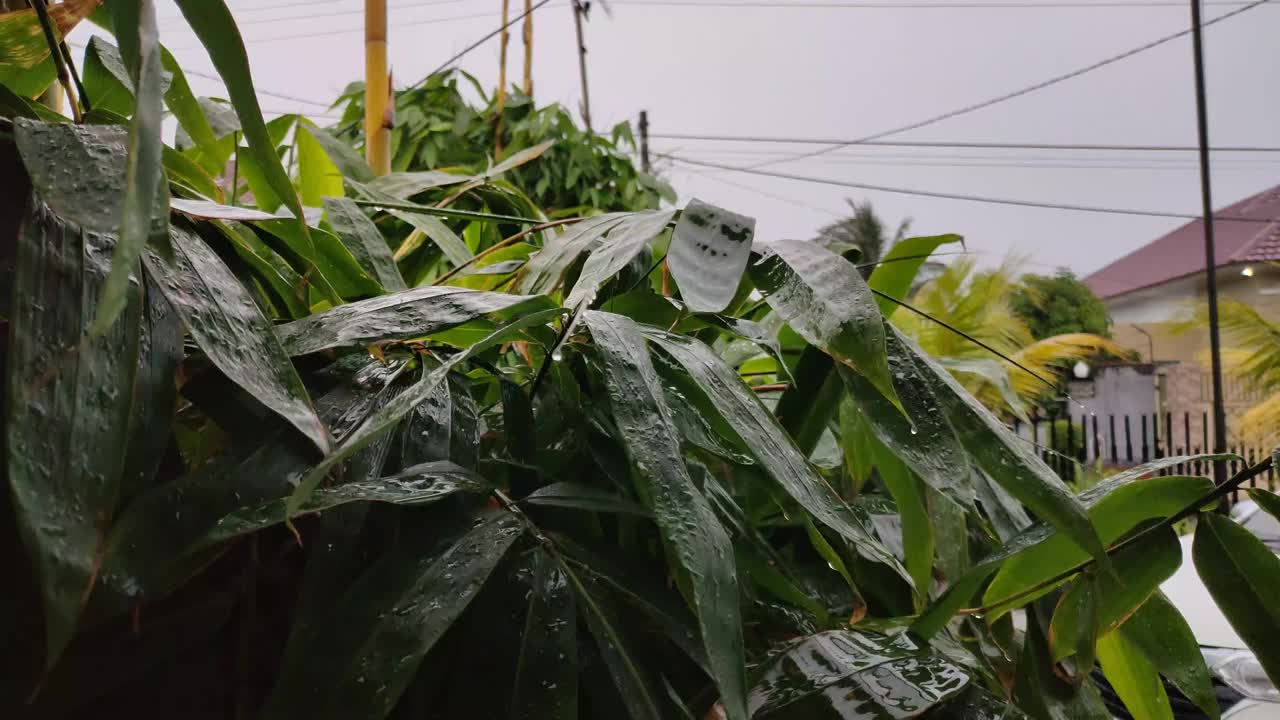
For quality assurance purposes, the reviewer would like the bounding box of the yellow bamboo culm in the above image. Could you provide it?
[521,0,533,96]
[365,0,392,176]
[495,0,511,155]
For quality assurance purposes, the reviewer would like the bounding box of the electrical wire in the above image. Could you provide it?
[657,148,1280,171]
[665,154,1280,222]
[646,133,1280,153]
[413,0,558,88]
[744,0,1276,169]
[607,0,1259,6]
[158,0,468,29]
[674,164,845,216]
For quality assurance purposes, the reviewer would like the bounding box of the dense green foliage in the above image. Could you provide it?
[2,3,1278,720]
[1010,269,1111,339]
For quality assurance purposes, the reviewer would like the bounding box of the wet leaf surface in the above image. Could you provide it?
[666,199,754,313]
[323,197,405,292]
[566,209,675,308]
[1118,591,1220,719]
[516,212,628,294]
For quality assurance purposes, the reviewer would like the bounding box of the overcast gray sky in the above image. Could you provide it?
[70,0,1280,276]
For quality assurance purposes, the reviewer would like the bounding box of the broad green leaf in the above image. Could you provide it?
[143,223,328,453]
[298,120,373,183]
[524,482,652,517]
[1249,487,1280,520]
[644,330,909,581]
[699,314,794,383]
[510,552,578,720]
[263,510,523,719]
[666,198,755,313]
[871,445,936,604]
[898,327,1107,576]
[94,0,167,335]
[351,183,473,266]
[161,146,220,200]
[1048,577,1098,677]
[159,47,218,172]
[366,169,473,199]
[1097,630,1173,720]
[170,0,308,231]
[81,36,136,117]
[209,219,308,318]
[255,218,377,302]
[867,233,963,316]
[398,371,479,470]
[517,212,628,294]
[1119,592,1220,720]
[275,286,554,355]
[984,474,1211,614]
[0,0,97,98]
[489,139,555,176]
[584,311,748,720]
[746,630,970,719]
[6,200,143,663]
[1015,612,1113,719]
[0,81,64,120]
[323,197,405,291]
[1192,513,1280,686]
[566,209,675,308]
[751,239,903,412]
[298,124,345,207]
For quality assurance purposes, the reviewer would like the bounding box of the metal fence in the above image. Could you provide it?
[1011,410,1276,504]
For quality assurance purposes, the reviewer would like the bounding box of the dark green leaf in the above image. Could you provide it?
[208,219,308,318]
[399,371,479,470]
[866,233,963,316]
[323,197,405,291]
[263,510,523,720]
[159,47,219,172]
[365,169,472,199]
[517,212,628,294]
[870,444,936,604]
[143,223,328,453]
[94,0,167,335]
[666,198,755,313]
[81,36,136,117]
[509,551,578,720]
[566,210,675,308]
[1192,512,1280,686]
[524,482,651,517]
[255,218,380,301]
[161,146,221,201]
[1249,487,1280,521]
[1049,577,1098,678]
[746,630,971,719]
[5,199,143,662]
[275,286,554,355]
[1097,629,1173,720]
[584,311,748,720]
[1119,591,1220,720]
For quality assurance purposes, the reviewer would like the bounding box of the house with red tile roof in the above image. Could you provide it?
[1083,183,1280,443]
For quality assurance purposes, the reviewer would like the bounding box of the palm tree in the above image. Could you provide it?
[1180,299,1280,446]
[893,257,1122,416]
[814,199,912,276]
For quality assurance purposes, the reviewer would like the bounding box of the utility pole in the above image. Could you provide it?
[522,0,534,96]
[639,110,651,173]
[1188,0,1228,485]
[365,0,392,176]
[495,0,511,155]
[571,0,592,131]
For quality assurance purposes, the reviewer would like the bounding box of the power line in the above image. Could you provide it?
[661,152,1280,172]
[608,0,1260,6]
[416,0,557,88]
[647,133,1280,153]
[674,164,845,216]
[665,154,1280,223]
[158,0,467,29]
[745,0,1276,169]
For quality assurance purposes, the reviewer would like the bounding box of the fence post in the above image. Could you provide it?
[1124,416,1133,464]
[1140,415,1150,464]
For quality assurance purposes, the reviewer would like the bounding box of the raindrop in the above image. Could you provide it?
[551,348,564,362]
[909,424,919,436]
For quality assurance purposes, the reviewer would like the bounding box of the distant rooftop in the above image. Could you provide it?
[1085,184,1280,300]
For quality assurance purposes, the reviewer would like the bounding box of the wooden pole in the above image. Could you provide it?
[365,0,391,176]
[521,0,534,96]
[495,0,511,155]
[571,0,591,131]
[639,110,650,173]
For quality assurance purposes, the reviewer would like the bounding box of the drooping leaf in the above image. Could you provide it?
[81,36,137,117]
[161,146,220,200]
[751,239,903,412]
[509,551,578,720]
[159,47,219,172]
[398,371,479,470]
[143,223,328,453]
[275,285,554,355]
[565,209,675,308]
[517,212,628,294]
[0,0,98,98]
[666,198,755,313]
[323,197,405,291]
[1119,591,1220,720]
[298,124,345,207]
[93,0,166,335]
[938,356,1029,423]
[746,630,971,719]
[1192,512,1280,686]
[263,510,523,720]
[868,443,936,604]
[350,183,474,266]
[1014,611,1113,719]
[5,199,143,663]
[208,219,308,318]
[488,139,555,176]
[645,329,909,581]
[298,120,373,183]
[1048,576,1098,678]
[583,311,748,720]
[867,233,963,316]
[365,169,472,199]
[523,482,651,517]
[1097,630,1173,720]
[1249,487,1280,521]
[255,218,379,302]
[699,313,793,383]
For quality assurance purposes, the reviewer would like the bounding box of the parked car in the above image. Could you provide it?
[1097,500,1280,719]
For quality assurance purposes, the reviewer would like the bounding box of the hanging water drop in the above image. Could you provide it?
[909,424,919,436]
[551,348,564,362]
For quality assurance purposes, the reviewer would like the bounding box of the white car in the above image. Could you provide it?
[1099,501,1280,719]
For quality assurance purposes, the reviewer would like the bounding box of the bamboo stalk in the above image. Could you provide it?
[521,0,534,96]
[365,0,391,176]
[495,0,511,155]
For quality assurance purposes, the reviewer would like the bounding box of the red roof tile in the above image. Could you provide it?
[1084,184,1280,299]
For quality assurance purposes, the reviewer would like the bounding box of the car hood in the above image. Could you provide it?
[1161,535,1248,650]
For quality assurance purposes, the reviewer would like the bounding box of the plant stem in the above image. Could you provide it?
[30,0,82,122]
[351,198,546,225]
[962,456,1275,616]
[434,217,581,285]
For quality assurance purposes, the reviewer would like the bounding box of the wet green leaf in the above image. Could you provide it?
[524,482,651,517]
[666,199,755,313]
[1192,512,1280,686]
[517,212,628,294]
[208,219,308,318]
[299,124,345,207]
[1097,629,1173,720]
[584,311,748,720]
[566,209,675,308]
[746,630,970,719]
[255,217,379,301]
[489,139,555,176]
[365,169,472,199]
[0,0,97,98]
[510,551,578,720]
[323,197,405,291]
[867,234,962,316]
[1119,591,1220,720]
[399,371,479,470]
[275,285,554,355]
[264,510,523,720]
[5,200,144,663]
[143,223,328,453]
[1048,576,1098,677]
[299,120,373,183]
[1249,487,1280,521]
